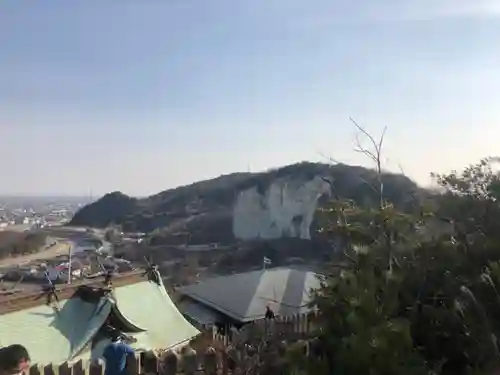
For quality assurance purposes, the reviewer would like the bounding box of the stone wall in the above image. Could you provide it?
[232,176,330,240]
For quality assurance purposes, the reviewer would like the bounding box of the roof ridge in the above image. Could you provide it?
[0,270,147,315]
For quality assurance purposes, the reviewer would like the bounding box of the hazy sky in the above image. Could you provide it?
[1,0,500,196]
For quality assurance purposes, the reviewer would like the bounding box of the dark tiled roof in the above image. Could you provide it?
[178,267,322,322]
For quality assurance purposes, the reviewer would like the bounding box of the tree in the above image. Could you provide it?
[311,123,500,374]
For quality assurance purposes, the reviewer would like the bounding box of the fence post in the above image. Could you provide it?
[161,350,178,375]
[307,312,315,332]
[42,365,54,375]
[125,354,138,375]
[72,360,85,375]
[297,314,303,336]
[29,365,42,375]
[57,362,72,375]
[181,345,197,375]
[221,348,229,375]
[203,347,217,375]
[88,360,104,375]
[141,351,158,374]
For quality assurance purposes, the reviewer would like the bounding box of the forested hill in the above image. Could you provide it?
[69,162,425,239]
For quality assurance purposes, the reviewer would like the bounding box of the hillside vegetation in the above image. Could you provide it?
[69,162,424,240]
[305,125,500,374]
[0,231,49,259]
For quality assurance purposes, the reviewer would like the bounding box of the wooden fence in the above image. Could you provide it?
[27,313,319,375]
[211,312,316,345]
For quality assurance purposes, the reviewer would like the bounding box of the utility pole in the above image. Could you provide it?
[67,243,72,284]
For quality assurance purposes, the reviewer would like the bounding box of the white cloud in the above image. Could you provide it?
[281,0,500,31]
[364,0,500,22]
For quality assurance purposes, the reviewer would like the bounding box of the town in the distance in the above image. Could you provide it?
[0,196,92,229]
[0,195,116,289]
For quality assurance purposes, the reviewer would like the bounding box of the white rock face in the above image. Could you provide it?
[232,176,331,240]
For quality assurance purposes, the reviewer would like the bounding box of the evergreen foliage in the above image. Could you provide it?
[311,123,500,375]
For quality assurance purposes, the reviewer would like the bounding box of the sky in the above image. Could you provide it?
[1,0,500,197]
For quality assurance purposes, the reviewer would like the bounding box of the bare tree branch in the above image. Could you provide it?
[349,117,386,208]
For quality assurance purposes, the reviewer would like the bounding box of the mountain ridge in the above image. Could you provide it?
[69,162,424,242]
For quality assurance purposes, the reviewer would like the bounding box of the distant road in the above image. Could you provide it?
[0,226,110,268]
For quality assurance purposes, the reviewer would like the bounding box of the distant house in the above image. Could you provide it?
[44,260,90,282]
[0,270,199,365]
[176,267,322,329]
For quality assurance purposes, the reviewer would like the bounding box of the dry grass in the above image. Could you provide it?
[0,239,71,267]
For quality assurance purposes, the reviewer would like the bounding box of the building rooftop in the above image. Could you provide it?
[0,269,199,365]
[177,267,323,323]
[0,270,145,315]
